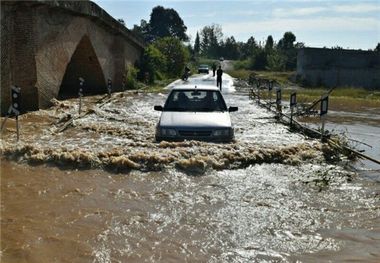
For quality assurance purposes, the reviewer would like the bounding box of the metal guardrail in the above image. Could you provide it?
[247,76,380,166]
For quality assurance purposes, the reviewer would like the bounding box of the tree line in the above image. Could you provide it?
[126,5,380,84]
[193,24,304,71]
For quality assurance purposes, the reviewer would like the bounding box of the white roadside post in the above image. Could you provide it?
[320,95,329,141]
[78,77,84,115]
[290,92,297,126]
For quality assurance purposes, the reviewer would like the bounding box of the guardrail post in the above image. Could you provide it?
[320,95,329,141]
[290,92,297,126]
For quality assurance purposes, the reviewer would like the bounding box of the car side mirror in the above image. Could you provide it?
[229,106,238,112]
[154,105,163,111]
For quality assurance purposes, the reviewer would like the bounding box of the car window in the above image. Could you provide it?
[164,90,227,112]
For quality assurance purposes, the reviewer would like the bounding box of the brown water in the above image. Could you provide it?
[1,75,380,262]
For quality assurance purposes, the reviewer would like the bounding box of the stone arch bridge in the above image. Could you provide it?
[1,1,145,115]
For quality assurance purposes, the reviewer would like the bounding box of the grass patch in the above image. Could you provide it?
[137,78,177,93]
[226,69,295,86]
[256,87,380,111]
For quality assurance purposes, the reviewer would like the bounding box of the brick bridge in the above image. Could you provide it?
[1,1,145,115]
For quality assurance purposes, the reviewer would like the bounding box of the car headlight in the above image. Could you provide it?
[213,128,231,136]
[161,128,177,136]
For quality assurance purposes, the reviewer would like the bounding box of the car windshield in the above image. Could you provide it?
[164,90,228,112]
[199,65,208,68]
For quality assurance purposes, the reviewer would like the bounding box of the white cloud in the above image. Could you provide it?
[183,12,217,19]
[222,16,379,34]
[333,3,380,13]
[272,3,380,18]
[273,7,326,17]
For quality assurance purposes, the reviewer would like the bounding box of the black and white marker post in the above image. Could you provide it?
[320,95,329,141]
[1,85,21,141]
[276,87,282,118]
[290,92,297,125]
[107,78,112,97]
[78,77,84,115]
[256,78,261,105]
[268,80,273,110]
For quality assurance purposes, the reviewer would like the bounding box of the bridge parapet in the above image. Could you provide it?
[3,0,145,50]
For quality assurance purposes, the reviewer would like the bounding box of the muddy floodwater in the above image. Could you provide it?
[1,74,380,262]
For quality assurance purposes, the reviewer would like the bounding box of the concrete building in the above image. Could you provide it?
[1,1,145,115]
[297,47,380,90]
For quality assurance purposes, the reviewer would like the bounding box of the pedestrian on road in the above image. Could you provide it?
[212,63,217,77]
[216,65,223,90]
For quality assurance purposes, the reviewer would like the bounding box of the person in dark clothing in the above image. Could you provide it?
[212,63,217,77]
[182,65,191,81]
[216,66,223,90]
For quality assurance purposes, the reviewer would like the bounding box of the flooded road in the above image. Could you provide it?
[1,74,380,262]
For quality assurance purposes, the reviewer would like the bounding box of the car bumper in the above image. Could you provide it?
[198,70,209,74]
[155,128,234,142]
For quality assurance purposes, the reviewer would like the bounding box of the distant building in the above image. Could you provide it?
[297,47,380,89]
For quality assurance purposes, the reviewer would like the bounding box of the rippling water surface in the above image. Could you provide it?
[1,74,379,262]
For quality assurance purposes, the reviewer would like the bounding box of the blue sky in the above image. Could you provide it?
[94,0,380,50]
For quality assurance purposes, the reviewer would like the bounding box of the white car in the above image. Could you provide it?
[154,85,238,142]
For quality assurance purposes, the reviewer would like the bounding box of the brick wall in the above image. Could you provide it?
[1,1,144,115]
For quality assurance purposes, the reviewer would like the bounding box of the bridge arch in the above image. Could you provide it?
[58,35,106,99]
[1,1,145,115]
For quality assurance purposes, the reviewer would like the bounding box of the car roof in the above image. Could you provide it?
[171,84,219,91]
[199,64,209,67]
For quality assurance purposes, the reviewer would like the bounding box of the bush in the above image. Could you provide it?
[153,37,190,78]
[125,66,139,89]
[138,45,166,83]
[233,60,250,70]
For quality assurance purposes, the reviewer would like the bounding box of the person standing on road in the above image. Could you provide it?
[216,65,223,90]
[212,63,217,77]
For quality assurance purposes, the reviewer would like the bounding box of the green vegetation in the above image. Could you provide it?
[195,25,301,71]
[125,66,139,89]
[227,69,295,86]
[138,78,177,93]
[132,6,188,43]
[128,5,380,101]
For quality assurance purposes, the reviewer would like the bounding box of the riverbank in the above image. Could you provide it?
[228,69,380,111]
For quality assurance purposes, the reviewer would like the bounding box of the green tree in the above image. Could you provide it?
[194,32,200,55]
[138,45,166,83]
[265,35,274,51]
[278,31,296,50]
[240,36,258,59]
[132,19,151,42]
[250,48,267,70]
[266,50,286,71]
[277,31,297,70]
[223,36,239,60]
[200,24,223,58]
[148,6,188,42]
[375,43,380,52]
[154,37,190,77]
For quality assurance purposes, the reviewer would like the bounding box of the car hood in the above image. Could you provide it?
[159,111,232,128]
